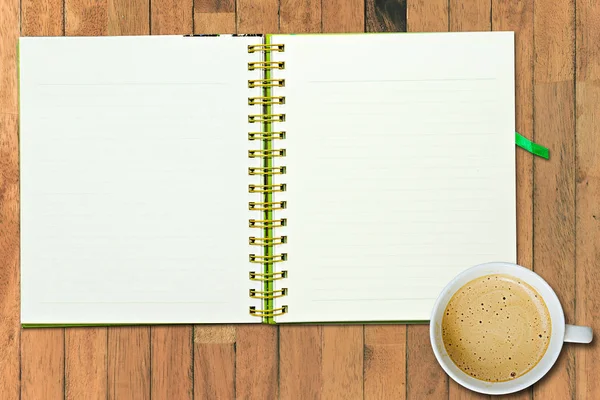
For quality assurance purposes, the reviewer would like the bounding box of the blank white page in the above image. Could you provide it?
[20,35,260,324]
[271,32,516,323]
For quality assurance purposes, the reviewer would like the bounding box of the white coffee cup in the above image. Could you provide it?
[429,262,593,395]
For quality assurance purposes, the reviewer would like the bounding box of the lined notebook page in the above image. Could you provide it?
[20,36,260,324]
[272,32,516,323]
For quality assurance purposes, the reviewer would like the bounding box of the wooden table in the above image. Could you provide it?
[1,0,598,398]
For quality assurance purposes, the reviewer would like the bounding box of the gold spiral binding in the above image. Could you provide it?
[248,61,285,70]
[249,306,288,317]
[249,183,286,193]
[248,114,285,123]
[249,270,288,281]
[248,131,286,140]
[248,149,286,158]
[248,79,285,88]
[248,166,286,175]
[249,236,287,245]
[248,38,287,321]
[248,44,285,53]
[248,96,285,105]
[249,219,287,228]
[249,201,287,210]
[249,253,288,263]
[250,288,288,299]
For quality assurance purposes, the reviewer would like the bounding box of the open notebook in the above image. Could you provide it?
[19,32,516,326]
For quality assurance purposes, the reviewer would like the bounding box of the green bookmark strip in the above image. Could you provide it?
[515,132,549,159]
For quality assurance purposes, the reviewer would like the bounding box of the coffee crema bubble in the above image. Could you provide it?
[441,274,551,383]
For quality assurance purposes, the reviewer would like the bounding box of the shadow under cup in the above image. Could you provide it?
[429,262,566,396]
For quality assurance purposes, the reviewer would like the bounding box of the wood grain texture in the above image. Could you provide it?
[196,0,234,13]
[65,329,107,400]
[151,327,193,400]
[0,0,19,112]
[0,2,19,394]
[280,0,321,33]
[532,0,576,399]
[65,0,108,36]
[492,4,534,400]
[108,328,151,400]
[575,0,600,398]
[366,0,407,32]
[236,325,278,399]
[322,0,364,32]
[0,114,19,400]
[280,326,323,400]
[449,0,491,31]
[22,0,64,36]
[194,326,235,400]
[407,0,448,32]
[237,0,279,33]
[364,326,406,400]
[108,0,149,35]
[19,6,65,400]
[151,0,192,34]
[21,329,64,399]
[405,2,449,399]
[407,325,448,399]
[322,326,364,399]
[193,1,235,38]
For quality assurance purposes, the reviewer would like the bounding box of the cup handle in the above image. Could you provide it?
[564,324,593,343]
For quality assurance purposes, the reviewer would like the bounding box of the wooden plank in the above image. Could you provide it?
[575,0,600,398]
[194,326,235,400]
[65,329,107,400]
[280,0,321,33]
[0,114,20,400]
[65,0,108,36]
[194,0,235,33]
[62,3,109,397]
[22,0,64,35]
[322,0,364,32]
[532,0,576,399]
[405,2,448,399]
[492,2,534,400]
[108,0,149,35]
[19,5,65,400]
[237,0,279,33]
[151,0,192,34]
[366,0,407,32]
[21,329,64,399]
[449,0,491,31]
[407,0,447,32]
[236,325,278,399]
[407,325,448,399]
[280,326,323,400]
[0,4,20,399]
[322,326,364,398]
[364,326,406,400]
[448,2,492,399]
[108,328,151,400]
[151,327,193,400]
